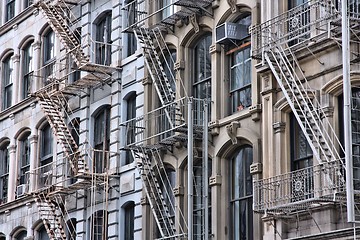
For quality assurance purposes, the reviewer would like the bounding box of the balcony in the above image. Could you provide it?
[250,0,342,60]
[253,160,347,214]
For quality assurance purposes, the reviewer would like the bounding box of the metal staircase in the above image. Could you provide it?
[36,193,67,240]
[132,146,179,238]
[251,0,360,215]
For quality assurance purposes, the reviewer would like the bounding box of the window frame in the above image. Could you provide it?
[93,107,111,173]
[2,54,14,110]
[90,210,108,240]
[22,41,34,99]
[229,145,253,240]
[95,13,112,65]
[43,30,56,82]
[123,202,135,240]
[19,133,31,185]
[0,141,10,204]
[125,94,136,164]
[6,0,16,22]
[124,0,137,56]
[39,124,53,188]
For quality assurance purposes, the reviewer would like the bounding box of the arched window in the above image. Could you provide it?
[22,41,34,99]
[228,14,251,114]
[37,225,49,240]
[90,210,108,240]
[43,30,56,83]
[229,146,253,240]
[123,202,135,240]
[0,233,5,240]
[94,107,110,173]
[95,12,112,65]
[193,35,211,123]
[0,140,10,204]
[14,229,27,240]
[2,53,14,110]
[39,124,53,187]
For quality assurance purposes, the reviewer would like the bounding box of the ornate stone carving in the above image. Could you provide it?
[190,14,199,33]
[227,0,237,13]
[226,121,240,144]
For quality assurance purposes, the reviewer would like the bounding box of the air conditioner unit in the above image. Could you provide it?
[215,22,249,45]
[17,184,28,197]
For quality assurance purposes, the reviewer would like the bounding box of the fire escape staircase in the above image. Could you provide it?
[251,0,351,214]
[36,193,67,240]
[132,146,178,238]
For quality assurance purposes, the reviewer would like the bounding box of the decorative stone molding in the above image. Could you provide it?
[140,196,149,205]
[141,76,152,85]
[32,41,41,51]
[322,106,334,118]
[12,54,20,63]
[249,104,262,122]
[5,210,10,216]
[8,145,16,154]
[250,162,262,174]
[212,0,220,8]
[273,122,286,133]
[173,186,184,196]
[9,113,14,120]
[209,120,220,136]
[209,44,220,54]
[226,121,240,144]
[209,175,222,186]
[227,0,237,13]
[29,135,38,144]
[190,14,199,33]
[174,60,185,71]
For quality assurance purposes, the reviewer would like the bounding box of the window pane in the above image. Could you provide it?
[124,204,135,240]
[3,56,13,109]
[6,0,15,21]
[96,14,112,65]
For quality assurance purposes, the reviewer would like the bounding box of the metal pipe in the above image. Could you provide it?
[203,100,209,240]
[342,0,355,223]
[188,98,193,240]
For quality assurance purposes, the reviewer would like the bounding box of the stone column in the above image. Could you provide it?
[11,54,20,104]
[29,135,38,192]
[209,44,221,120]
[15,0,21,16]
[7,145,17,201]
[31,41,41,93]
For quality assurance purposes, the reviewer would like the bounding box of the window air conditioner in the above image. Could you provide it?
[17,184,28,197]
[215,22,249,45]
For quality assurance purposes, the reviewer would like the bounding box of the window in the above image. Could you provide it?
[161,0,174,19]
[123,202,135,240]
[19,133,30,185]
[38,225,49,240]
[230,146,253,240]
[40,124,53,187]
[352,88,360,190]
[290,114,313,201]
[0,141,10,204]
[90,210,108,240]
[14,230,27,240]
[125,94,136,164]
[162,167,175,221]
[6,0,15,22]
[22,42,34,99]
[66,218,77,239]
[43,30,55,83]
[96,13,112,65]
[193,35,212,123]
[193,158,212,239]
[159,50,176,139]
[3,54,13,110]
[94,107,110,173]
[229,15,252,113]
[0,233,5,240]
[124,0,137,56]
[24,0,33,8]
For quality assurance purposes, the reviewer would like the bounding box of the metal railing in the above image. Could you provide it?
[250,0,341,58]
[253,160,346,213]
[121,97,206,146]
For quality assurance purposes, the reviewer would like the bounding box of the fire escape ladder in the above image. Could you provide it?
[36,0,89,67]
[134,27,185,127]
[265,46,343,166]
[132,146,178,238]
[36,89,88,176]
[36,193,67,240]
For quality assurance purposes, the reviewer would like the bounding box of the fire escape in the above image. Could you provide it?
[29,0,118,238]
[251,0,360,220]
[122,0,213,239]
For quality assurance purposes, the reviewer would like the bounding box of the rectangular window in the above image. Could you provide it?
[19,137,30,185]
[40,125,53,187]
[124,204,135,240]
[43,31,55,83]
[230,43,251,113]
[96,14,112,65]
[6,0,15,22]
[125,0,137,56]
[94,108,110,172]
[3,56,13,110]
[126,96,136,164]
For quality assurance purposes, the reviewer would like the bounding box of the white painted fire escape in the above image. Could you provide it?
[251,0,360,218]
[122,0,213,239]
[30,0,118,238]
